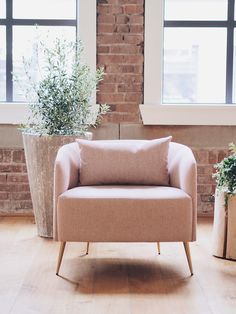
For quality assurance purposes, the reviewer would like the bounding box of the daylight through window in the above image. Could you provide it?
[0,0,77,102]
[163,0,236,104]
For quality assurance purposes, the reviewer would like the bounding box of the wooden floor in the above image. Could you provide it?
[0,217,236,314]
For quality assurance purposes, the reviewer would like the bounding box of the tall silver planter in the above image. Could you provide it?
[23,132,92,238]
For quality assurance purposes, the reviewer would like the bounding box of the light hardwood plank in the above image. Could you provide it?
[0,217,236,314]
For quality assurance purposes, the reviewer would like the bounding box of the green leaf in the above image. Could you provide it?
[13,33,109,135]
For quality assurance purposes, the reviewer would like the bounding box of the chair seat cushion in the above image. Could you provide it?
[57,186,193,242]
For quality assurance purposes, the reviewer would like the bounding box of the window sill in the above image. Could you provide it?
[0,103,99,125]
[139,104,236,125]
[0,103,30,124]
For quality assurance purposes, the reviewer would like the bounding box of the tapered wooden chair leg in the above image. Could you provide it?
[56,242,66,276]
[183,242,193,276]
[157,242,161,255]
[86,242,90,255]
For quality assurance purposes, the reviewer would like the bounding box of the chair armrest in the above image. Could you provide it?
[53,142,80,240]
[168,142,197,241]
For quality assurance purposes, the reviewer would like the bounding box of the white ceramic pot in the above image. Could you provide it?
[22,132,92,237]
[212,189,236,260]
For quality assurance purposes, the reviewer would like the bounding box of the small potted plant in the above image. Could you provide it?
[212,143,236,260]
[14,36,109,237]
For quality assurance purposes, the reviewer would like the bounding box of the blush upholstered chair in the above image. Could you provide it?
[53,139,197,276]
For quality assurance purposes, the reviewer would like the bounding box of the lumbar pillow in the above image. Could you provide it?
[77,137,172,186]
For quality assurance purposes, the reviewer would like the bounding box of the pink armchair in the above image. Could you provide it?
[53,141,197,276]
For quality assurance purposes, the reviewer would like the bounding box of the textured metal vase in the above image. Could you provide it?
[22,132,92,238]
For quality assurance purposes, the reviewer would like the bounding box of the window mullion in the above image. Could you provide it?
[226,0,235,103]
[6,0,13,102]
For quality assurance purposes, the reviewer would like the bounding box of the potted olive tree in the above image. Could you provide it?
[212,143,236,260]
[14,37,109,237]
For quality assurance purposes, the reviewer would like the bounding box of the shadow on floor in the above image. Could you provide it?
[57,257,192,295]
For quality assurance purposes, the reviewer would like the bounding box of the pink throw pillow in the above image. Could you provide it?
[77,137,172,185]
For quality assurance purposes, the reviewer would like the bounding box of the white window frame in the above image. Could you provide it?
[0,0,97,124]
[140,0,236,125]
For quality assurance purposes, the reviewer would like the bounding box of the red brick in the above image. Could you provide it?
[22,165,28,173]
[111,5,123,14]
[116,15,130,24]
[130,24,143,33]
[6,184,30,192]
[193,150,209,164]
[98,54,143,64]
[124,92,143,102]
[98,5,123,15]
[7,174,29,183]
[98,14,116,24]
[0,192,9,200]
[11,200,33,210]
[123,34,143,44]
[0,174,7,183]
[104,111,140,123]
[11,192,31,201]
[119,64,138,73]
[98,24,116,33]
[208,150,218,164]
[123,4,143,15]
[104,64,139,73]
[117,83,143,92]
[197,165,214,175]
[98,46,110,54]
[12,150,25,163]
[106,0,119,4]
[0,200,10,211]
[115,103,140,113]
[218,150,229,162]
[129,15,143,24]
[99,84,117,93]
[97,5,111,14]
[197,184,215,194]
[97,34,124,44]
[0,184,11,192]
[0,150,12,163]
[102,73,143,84]
[97,93,125,103]
[116,24,130,33]
[197,175,214,185]
[119,0,143,4]
[200,194,215,203]
[110,44,141,54]
[199,203,214,214]
[122,65,143,73]
[0,164,23,173]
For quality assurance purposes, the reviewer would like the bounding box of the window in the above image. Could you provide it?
[163,0,231,104]
[0,0,96,123]
[0,0,77,103]
[141,0,236,125]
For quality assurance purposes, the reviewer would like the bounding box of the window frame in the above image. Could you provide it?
[140,0,236,125]
[0,0,97,124]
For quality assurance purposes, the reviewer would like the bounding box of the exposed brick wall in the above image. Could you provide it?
[192,148,229,215]
[0,146,229,216]
[97,0,144,123]
[0,149,32,214]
